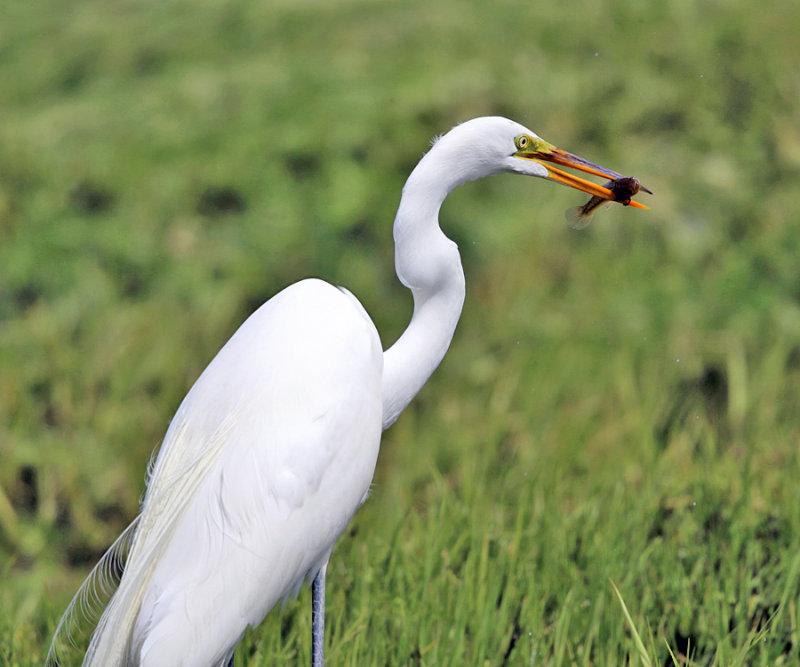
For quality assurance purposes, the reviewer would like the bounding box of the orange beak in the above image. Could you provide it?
[517,144,652,209]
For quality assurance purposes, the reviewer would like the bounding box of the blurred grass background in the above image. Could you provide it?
[2,0,800,664]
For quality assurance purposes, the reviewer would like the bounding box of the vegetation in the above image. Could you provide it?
[2,0,800,663]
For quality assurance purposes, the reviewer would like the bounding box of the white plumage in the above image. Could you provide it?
[49,117,647,666]
[84,280,381,665]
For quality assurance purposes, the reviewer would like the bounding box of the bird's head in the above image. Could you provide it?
[429,116,650,207]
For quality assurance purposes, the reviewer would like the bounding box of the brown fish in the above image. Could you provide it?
[566,176,652,229]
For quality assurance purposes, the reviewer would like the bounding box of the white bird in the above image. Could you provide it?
[48,116,648,667]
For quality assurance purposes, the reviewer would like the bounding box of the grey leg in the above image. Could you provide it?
[311,563,327,667]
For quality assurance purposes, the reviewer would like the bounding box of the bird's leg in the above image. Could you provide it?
[311,563,327,667]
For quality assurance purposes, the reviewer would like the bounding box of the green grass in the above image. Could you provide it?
[3,0,800,664]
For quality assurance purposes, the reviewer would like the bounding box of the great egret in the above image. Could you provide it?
[48,116,648,666]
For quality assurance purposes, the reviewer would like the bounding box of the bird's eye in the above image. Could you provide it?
[515,135,530,150]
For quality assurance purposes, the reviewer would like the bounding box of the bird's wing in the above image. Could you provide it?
[57,279,383,666]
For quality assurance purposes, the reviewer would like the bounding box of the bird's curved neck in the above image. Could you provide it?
[381,151,467,428]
